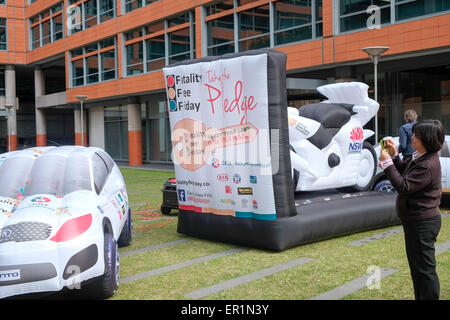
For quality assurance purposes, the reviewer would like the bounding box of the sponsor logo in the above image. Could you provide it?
[249,175,257,184]
[241,199,249,208]
[178,189,186,202]
[0,229,12,239]
[233,174,241,184]
[211,157,220,169]
[31,197,51,203]
[217,173,229,182]
[220,198,235,205]
[166,73,202,112]
[349,127,364,151]
[225,186,232,194]
[238,187,253,195]
[252,200,258,209]
[0,269,21,282]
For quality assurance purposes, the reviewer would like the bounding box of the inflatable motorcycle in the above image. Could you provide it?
[289,82,378,192]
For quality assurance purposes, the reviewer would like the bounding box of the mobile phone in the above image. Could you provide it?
[380,139,386,152]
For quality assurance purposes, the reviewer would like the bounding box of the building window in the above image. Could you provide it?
[396,0,450,21]
[70,37,117,87]
[0,0,5,4]
[205,0,323,55]
[142,97,172,162]
[0,18,6,50]
[123,12,194,77]
[339,0,391,33]
[125,0,159,13]
[104,105,128,160]
[29,3,64,50]
[68,0,116,35]
[274,0,323,45]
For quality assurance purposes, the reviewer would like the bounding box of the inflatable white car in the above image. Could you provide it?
[0,146,132,299]
[289,82,378,192]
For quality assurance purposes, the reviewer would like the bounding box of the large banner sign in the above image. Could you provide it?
[164,53,276,220]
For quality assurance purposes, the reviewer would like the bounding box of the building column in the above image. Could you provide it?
[74,108,87,146]
[35,67,46,146]
[5,65,17,151]
[89,106,105,149]
[127,101,142,166]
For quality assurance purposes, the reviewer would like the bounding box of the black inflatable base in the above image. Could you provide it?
[177,190,400,251]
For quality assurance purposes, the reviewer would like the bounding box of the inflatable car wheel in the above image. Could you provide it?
[349,141,377,191]
[86,233,119,299]
[160,205,172,215]
[374,179,396,193]
[118,209,133,247]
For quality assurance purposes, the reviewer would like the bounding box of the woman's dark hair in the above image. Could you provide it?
[412,120,445,153]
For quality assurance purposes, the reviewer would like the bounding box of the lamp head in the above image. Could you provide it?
[362,46,389,58]
[75,95,88,102]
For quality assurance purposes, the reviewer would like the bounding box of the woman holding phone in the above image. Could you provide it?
[379,119,444,300]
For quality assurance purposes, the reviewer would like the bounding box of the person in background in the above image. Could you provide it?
[398,109,418,160]
[379,120,444,300]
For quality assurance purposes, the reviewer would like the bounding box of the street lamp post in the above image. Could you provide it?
[75,95,88,146]
[362,46,389,143]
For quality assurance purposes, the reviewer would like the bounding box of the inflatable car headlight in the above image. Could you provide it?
[50,213,92,242]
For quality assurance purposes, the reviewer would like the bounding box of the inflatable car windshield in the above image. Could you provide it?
[0,146,132,299]
[289,82,378,192]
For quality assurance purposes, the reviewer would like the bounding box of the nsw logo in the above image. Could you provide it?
[232,174,241,184]
[349,127,364,151]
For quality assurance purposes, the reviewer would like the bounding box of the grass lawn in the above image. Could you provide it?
[115,168,450,300]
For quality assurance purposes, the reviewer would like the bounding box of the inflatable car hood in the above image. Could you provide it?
[164,49,399,251]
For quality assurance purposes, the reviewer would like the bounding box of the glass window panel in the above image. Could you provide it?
[41,9,50,19]
[72,59,84,86]
[205,0,234,15]
[207,15,234,47]
[31,25,40,49]
[86,43,98,53]
[42,20,51,45]
[85,0,98,29]
[168,13,190,27]
[145,21,164,34]
[126,0,142,12]
[53,14,63,41]
[126,42,144,75]
[340,0,391,15]
[52,3,63,13]
[169,52,190,64]
[125,28,143,41]
[340,5,390,32]
[316,0,323,21]
[86,54,99,84]
[30,15,39,25]
[100,0,115,22]
[208,43,235,56]
[146,35,165,71]
[169,28,190,55]
[100,37,115,48]
[396,0,450,21]
[275,25,312,45]
[239,33,270,51]
[239,5,270,39]
[101,50,116,81]
[275,0,312,31]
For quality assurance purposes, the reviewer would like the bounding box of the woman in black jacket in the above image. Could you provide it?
[379,119,444,300]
